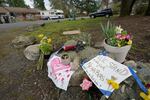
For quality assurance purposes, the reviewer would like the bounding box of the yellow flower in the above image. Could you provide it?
[38,34,44,38]
[117,43,121,47]
[47,38,52,44]
[128,40,132,45]
[107,80,119,89]
[140,89,150,100]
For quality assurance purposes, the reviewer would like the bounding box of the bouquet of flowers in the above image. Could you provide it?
[37,34,53,70]
[101,21,132,47]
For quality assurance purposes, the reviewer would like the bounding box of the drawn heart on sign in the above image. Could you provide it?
[50,56,71,74]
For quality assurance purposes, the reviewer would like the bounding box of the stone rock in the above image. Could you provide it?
[124,77,135,87]
[64,40,77,46]
[70,56,80,71]
[12,35,36,48]
[136,62,150,83]
[79,46,99,60]
[99,95,107,100]
[110,85,136,100]
[59,87,89,100]
[24,44,40,61]
[69,67,88,87]
[94,42,103,49]
[124,60,137,69]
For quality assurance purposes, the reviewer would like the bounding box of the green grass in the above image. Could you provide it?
[25,17,114,48]
[27,17,103,36]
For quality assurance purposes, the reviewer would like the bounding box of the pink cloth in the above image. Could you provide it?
[47,55,74,90]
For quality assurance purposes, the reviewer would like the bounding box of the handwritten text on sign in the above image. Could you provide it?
[82,55,131,98]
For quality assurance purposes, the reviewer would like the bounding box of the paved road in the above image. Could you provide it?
[0,17,89,31]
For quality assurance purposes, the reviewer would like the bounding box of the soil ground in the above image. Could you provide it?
[0,16,150,100]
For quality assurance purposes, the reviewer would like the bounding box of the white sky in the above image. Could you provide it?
[24,0,112,10]
[24,0,51,10]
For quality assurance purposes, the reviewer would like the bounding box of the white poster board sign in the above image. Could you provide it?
[82,55,131,98]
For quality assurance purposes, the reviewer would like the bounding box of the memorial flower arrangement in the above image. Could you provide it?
[37,34,53,70]
[101,21,133,63]
[101,21,132,47]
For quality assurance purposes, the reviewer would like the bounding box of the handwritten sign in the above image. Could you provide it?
[82,55,131,98]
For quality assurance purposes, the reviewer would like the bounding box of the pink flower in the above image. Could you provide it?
[126,34,131,40]
[115,34,122,39]
[120,35,126,39]
[80,78,92,91]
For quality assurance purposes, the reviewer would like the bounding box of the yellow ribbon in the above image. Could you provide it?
[107,80,119,89]
[140,89,150,100]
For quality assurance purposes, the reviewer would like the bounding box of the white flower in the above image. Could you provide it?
[115,25,123,33]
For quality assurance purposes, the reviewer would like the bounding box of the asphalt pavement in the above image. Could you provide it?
[0,17,89,31]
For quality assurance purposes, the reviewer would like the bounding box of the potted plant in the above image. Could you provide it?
[101,21,132,63]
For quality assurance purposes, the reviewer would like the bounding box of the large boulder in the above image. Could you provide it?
[24,44,40,61]
[69,67,87,87]
[12,35,36,48]
[79,46,100,60]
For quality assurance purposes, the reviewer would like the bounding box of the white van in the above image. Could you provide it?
[40,9,64,20]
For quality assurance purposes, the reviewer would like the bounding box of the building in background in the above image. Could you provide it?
[0,7,40,23]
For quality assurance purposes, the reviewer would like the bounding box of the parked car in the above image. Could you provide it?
[40,9,64,20]
[89,8,113,18]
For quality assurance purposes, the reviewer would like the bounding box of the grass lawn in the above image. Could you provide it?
[26,17,111,48]
[28,18,103,35]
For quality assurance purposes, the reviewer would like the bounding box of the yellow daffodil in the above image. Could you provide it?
[47,38,52,44]
[107,80,119,89]
[115,25,123,33]
[140,89,150,100]
[38,34,44,38]
[128,40,132,45]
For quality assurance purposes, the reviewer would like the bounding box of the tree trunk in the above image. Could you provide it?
[120,0,136,16]
[145,0,150,16]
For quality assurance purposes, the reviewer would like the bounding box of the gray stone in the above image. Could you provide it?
[124,77,135,87]
[69,67,87,87]
[70,56,80,71]
[99,95,107,100]
[124,60,137,69]
[94,42,103,49]
[12,35,36,48]
[24,44,40,61]
[79,46,99,60]
[136,62,150,83]
[110,85,136,100]
[59,87,88,100]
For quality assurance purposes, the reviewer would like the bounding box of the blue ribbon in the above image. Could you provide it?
[100,89,112,97]
[128,66,148,93]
